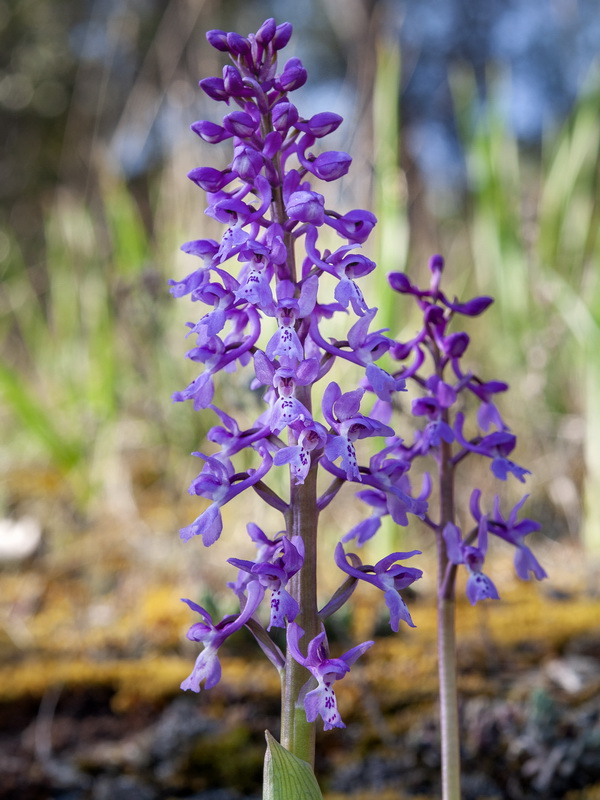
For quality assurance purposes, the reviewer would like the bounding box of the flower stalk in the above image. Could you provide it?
[282,448,319,764]
[437,435,460,800]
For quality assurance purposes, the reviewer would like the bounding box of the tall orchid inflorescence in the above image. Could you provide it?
[385,256,546,798]
[171,17,425,766]
[172,17,545,800]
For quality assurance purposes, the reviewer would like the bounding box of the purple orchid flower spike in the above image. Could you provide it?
[334,543,423,630]
[383,252,542,794]
[181,580,264,692]
[229,535,304,629]
[174,17,441,773]
[287,623,374,730]
[322,382,395,481]
[181,448,273,545]
[442,518,500,605]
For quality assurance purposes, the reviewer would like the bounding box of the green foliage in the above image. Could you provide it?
[372,40,408,336]
[0,180,203,503]
[457,69,600,552]
[263,731,324,800]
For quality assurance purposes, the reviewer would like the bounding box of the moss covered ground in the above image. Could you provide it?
[1,464,599,799]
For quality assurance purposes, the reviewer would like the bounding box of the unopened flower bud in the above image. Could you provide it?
[199,77,228,102]
[223,111,259,138]
[227,32,251,57]
[277,57,307,91]
[300,112,343,137]
[223,65,246,96]
[272,101,299,132]
[444,332,470,358]
[273,22,293,50]
[256,18,276,45]
[388,272,413,293]
[206,29,229,52]
[191,120,230,144]
[312,151,352,181]
[286,190,325,225]
[233,146,263,181]
[187,167,233,192]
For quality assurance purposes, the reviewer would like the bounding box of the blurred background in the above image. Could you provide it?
[2,1,600,798]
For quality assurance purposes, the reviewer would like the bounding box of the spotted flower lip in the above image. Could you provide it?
[228,535,304,630]
[286,623,374,730]
[273,419,328,484]
[322,382,395,482]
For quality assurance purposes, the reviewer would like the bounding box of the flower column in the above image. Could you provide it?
[264,77,320,767]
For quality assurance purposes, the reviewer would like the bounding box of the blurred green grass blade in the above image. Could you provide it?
[466,108,533,367]
[538,91,600,271]
[104,178,148,276]
[0,361,83,470]
[582,332,600,556]
[372,38,407,334]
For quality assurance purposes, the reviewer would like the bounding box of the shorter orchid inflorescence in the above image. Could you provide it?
[171,16,545,797]
[385,254,545,605]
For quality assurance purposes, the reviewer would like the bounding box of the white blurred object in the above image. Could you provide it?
[0,516,42,561]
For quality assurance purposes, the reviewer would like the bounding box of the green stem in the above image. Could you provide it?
[437,591,460,799]
[264,104,319,765]
[437,435,461,800]
[281,438,319,764]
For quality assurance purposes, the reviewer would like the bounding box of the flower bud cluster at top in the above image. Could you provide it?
[171,18,545,731]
